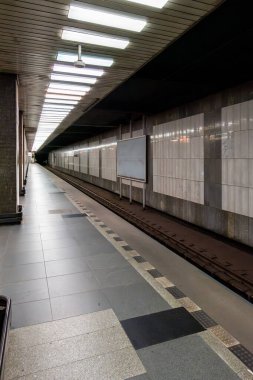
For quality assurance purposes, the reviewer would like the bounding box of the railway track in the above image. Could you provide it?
[47,166,253,303]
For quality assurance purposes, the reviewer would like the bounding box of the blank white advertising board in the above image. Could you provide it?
[117,136,147,182]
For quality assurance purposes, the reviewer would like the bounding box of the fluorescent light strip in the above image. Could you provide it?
[46,93,82,100]
[57,52,113,67]
[51,74,96,84]
[49,82,91,92]
[47,88,86,96]
[62,29,129,49]
[68,3,146,32]
[53,64,103,77]
[44,99,79,105]
[125,0,168,8]
[42,104,74,109]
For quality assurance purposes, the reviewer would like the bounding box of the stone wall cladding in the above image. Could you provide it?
[49,80,253,247]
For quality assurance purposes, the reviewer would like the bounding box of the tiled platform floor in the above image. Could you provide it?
[0,164,251,379]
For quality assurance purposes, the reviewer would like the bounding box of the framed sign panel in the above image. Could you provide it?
[117,136,147,182]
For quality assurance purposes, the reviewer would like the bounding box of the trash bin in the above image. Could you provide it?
[0,297,11,380]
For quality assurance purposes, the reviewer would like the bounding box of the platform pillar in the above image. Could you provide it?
[0,74,22,224]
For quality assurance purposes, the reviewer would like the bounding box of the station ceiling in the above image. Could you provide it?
[39,0,253,154]
[0,0,222,151]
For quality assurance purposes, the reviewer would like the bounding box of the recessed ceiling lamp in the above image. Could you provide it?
[62,29,129,49]
[53,64,104,77]
[46,94,82,100]
[42,104,74,108]
[57,52,113,67]
[44,99,79,105]
[47,88,86,96]
[49,82,91,92]
[51,74,97,85]
[125,0,168,8]
[68,2,147,32]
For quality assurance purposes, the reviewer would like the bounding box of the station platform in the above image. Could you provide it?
[0,164,253,379]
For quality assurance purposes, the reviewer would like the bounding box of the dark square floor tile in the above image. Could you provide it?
[229,344,253,371]
[102,282,170,321]
[147,269,162,278]
[126,374,150,380]
[45,257,90,277]
[121,307,205,350]
[48,209,73,214]
[106,230,114,234]
[191,310,217,329]
[122,245,133,251]
[11,299,52,328]
[133,256,146,263]
[47,271,100,298]
[113,237,123,242]
[62,213,86,218]
[138,335,239,380]
[0,278,49,304]
[51,289,110,320]
[166,286,185,299]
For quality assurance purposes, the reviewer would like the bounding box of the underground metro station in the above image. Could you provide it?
[0,0,253,379]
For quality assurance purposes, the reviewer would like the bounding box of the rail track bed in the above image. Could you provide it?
[47,166,253,303]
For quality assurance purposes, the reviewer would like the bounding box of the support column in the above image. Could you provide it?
[0,74,22,224]
[19,111,25,196]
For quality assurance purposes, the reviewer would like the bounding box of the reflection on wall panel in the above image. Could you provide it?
[64,153,69,170]
[221,100,253,217]
[74,151,79,172]
[101,136,117,182]
[69,152,74,171]
[80,143,88,174]
[152,114,204,204]
[89,139,99,177]
[122,129,144,188]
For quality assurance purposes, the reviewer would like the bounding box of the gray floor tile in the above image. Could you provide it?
[6,240,43,253]
[103,282,170,321]
[47,271,100,298]
[1,250,44,266]
[138,335,240,380]
[0,262,46,285]
[45,257,90,277]
[86,252,130,271]
[42,237,78,251]
[77,239,117,256]
[93,266,144,289]
[44,246,84,261]
[11,299,52,328]
[0,278,49,304]
[51,289,111,320]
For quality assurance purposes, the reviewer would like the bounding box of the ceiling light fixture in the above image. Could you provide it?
[47,88,86,96]
[53,64,104,77]
[57,52,113,67]
[44,99,79,105]
[125,0,168,8]
[68,2,147,32]
[49,82,91,92]
[62,29,129,49]
[51,74,97,84]
[45,93,82,100]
